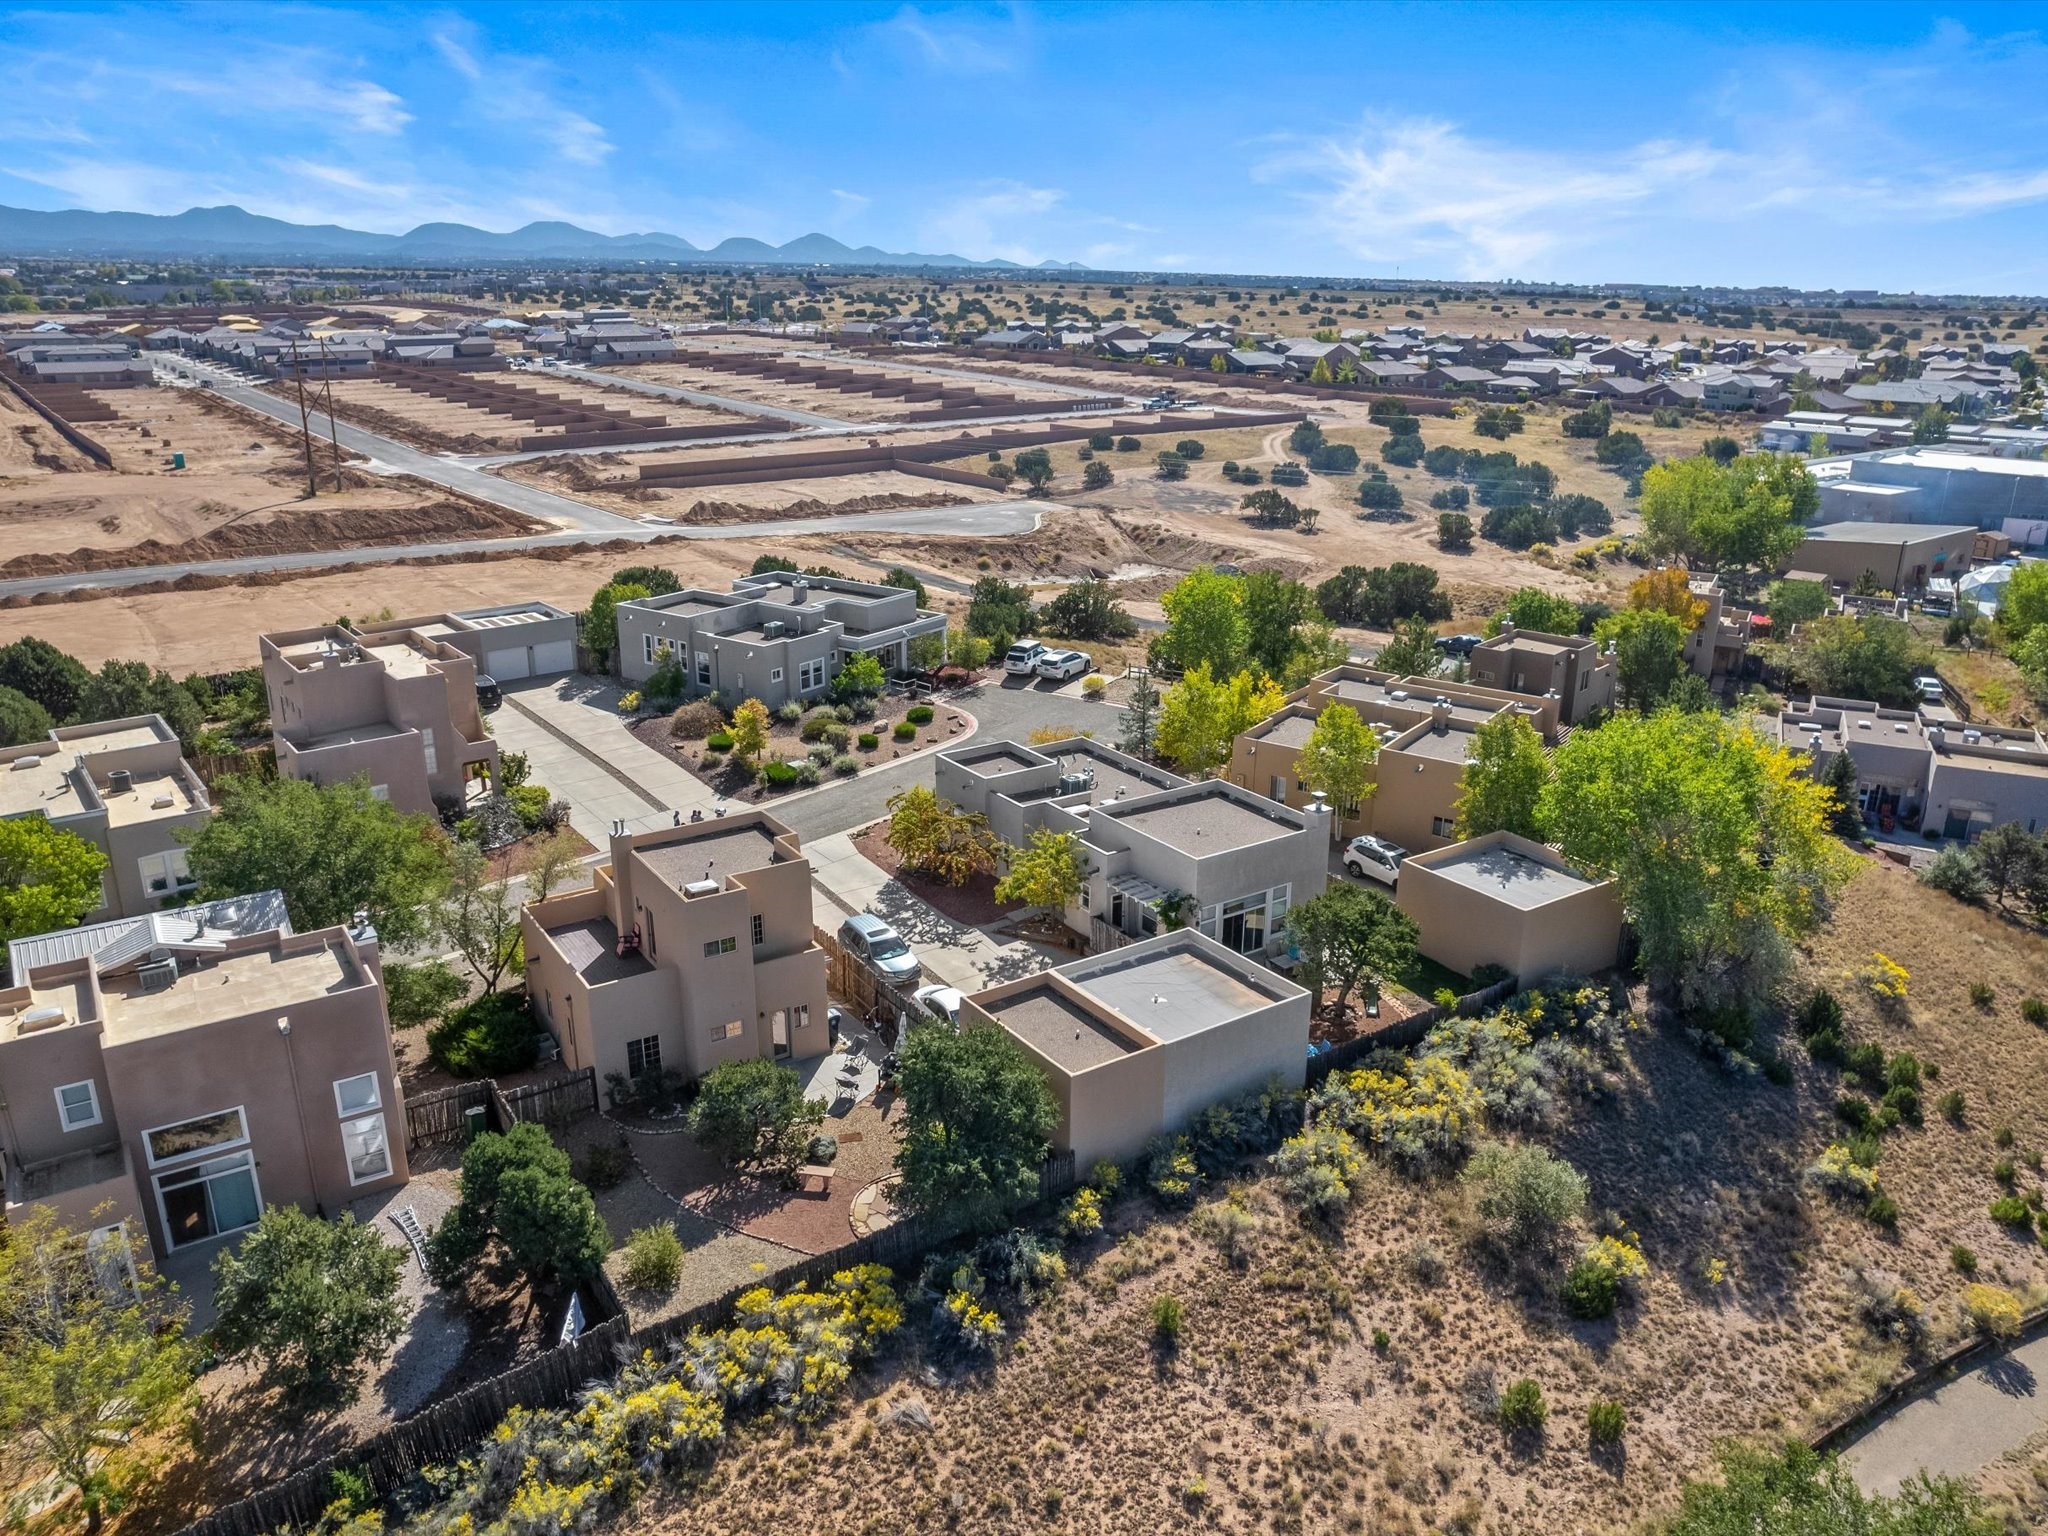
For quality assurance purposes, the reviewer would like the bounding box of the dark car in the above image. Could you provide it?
[476,674,503,711]
[1432,633,1484,658]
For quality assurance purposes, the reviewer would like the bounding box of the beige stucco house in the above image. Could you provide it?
[0,897,404,1262]
[262,623,499,816]
[963,930,1310,1168]
[521,814,831,1089]
[0,715,212,920]
[1468,623,1615,724]
[1394,833,1624,987]
[1780,697,2048,839]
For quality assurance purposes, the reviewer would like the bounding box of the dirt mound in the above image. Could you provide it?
[0,498,540,579]
[678,490,960,525]
[519,452,630,491]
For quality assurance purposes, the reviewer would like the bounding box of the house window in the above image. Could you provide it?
[139,849,194,896]
[332,1073,381,1117]
[341,1114,391,1184]
[1216,891,1279,954]
[55,1080,102,1132]
[370,784,391,801]
[626,1035,662,1077]
[153,1151,261,1249]
[1079,882,1091,912]
[1269,774,1288,802]
[1110,891,1125,929]
[710,1020,745,1041]
[771,1009,789,1058]
[695,652,712,687]
[420,728,438,776]
[144,1106,249,1167]
[752,914,765,946]
[799,659,827,693]
[770,668,784,685]
[702,936,737,957]
[1432,816,1456,838]
[792,1004,809,1034]
[643,633,658,665]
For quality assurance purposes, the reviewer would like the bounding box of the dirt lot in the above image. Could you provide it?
[632,862,2048,1536]
[495,454,1006,523]
[616,346,1089,424]
[310,373,740,454]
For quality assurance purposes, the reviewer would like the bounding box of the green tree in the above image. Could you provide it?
[1489,587,1581,637]
[76,659,202,750]
[0,818,108,956]
[728,697,772,763]
[1437,511,1475,551]
[1038,579,1137,640]
[1639,453,1815,573]
[0,683,54,746]
[1155,450,1189,480]
[1157,568,1247,677]
[831,652,887,700]
[1600,608,1688,709]
[383,957,467,1030]
[1465,1142,1587,1257]
[1013,447,1055,494]
[994,827,1086,912]
[437,841,523,993]
[1119,666,1160,757]
[1155,663,1284,776]
[1294,702,1379,818]
[965,575,1034,641]
[884,785,996,885]
[688,1058,825,1173]
[608,564,681,596]
[1793,615,1921,704]
[1766,578,1831,631]
[1456,713,1550,839]
[1283,884,1417,1018]
[879,566,927,605]
[1374,616,1440,678]
[1082,458,1114,490]
[0,1208,199,1534]
[1970,821,2046,910]
[210,1206,404,1405]
[1538,710,1857,1011]
[1662,1439,1995,1536]
[1309,356,1334,385]
[426,1122,609,1292]
[184,773,449,949]
[1240,570,1318,679]
[0,636,90,721]
[895,1022,1059,1230]
[1910,404,1952,444]
[1820,749,1863,838]
[1997,560,2048,641]
[583,581,649,667]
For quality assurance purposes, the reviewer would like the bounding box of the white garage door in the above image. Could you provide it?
[484,646,531,681]
[532,641,574,675]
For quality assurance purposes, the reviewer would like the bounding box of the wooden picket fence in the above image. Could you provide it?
[403,1069,597,1152]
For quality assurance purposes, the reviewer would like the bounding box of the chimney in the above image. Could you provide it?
[1499,619,1515,637]
[1304,789,1336,841]
[1431,700,1453,731]
[790,579,808,603]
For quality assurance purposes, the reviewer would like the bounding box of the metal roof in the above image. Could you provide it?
[8,890,292,979]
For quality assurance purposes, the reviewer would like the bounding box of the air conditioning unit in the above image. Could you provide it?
[762,621,784,639]
[137,958,180,993]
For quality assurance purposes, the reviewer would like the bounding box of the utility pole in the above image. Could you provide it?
[317,335,344,492]
[288,342,317,498]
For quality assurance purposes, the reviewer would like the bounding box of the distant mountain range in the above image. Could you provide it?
[0,203,1088,270]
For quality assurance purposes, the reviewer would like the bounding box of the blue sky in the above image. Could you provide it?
[6,2,2048,291]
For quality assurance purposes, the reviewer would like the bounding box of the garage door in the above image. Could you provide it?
[532,641,574,675]
[484,646,531,681]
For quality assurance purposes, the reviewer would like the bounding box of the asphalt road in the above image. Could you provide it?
[1842,1323,2048,1497]
[0,499,1047,599]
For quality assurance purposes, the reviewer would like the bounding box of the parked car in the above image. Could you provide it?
[475,674,503,711]
[912,984,964,1029]
[1433,633,1484,658]
[1342,835,1406,886]
[1915,675,1944,705]
[1004,641,1049,675]
[1035,648,1092,682]
[838,913,921,983]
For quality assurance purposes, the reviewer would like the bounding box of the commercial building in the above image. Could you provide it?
[1789,521,1978,593]
[614,571,946,711]
[1814,447,2048,531]
[964,930,1310,1167]
[0,899,404,1262]
[936,738,1330,956]
[1393,833,1623,988]
[261,623,499,817]
[1779,697,2048,839]
[354,602,577,683]
[1468,624,1616,725]
[0,716,211,920]
[521,814,830,1087]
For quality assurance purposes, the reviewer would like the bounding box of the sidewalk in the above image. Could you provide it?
[805,831,1060,993]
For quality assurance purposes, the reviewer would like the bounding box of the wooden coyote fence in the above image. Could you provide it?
[402,1068,597,1152]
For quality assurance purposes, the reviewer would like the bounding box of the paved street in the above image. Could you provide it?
[1843,1325,2048,1497]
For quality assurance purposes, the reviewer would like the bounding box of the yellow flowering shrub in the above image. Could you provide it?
[1862,952,1910,1007]
[1580,1234,1649,1283]
[1964,1283,2023,1338]
[1806,1142,1880,1202]
[943,1288,1006,1353]
[1312,1056,1485,1172]
[1269,1125,1364,1217]
[1059,1187,1103,1238]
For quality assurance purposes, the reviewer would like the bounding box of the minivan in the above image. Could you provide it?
[1004,641,1048,676]
[838,913,921,983]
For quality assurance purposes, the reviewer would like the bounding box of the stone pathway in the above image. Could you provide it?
[1842,1325,2048,1496]
[849,1174,901,1238]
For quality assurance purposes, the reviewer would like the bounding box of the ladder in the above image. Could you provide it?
[389,1205,430,1271]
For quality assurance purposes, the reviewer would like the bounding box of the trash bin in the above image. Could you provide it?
[170,452,185,470]
[463,1104,488,1141]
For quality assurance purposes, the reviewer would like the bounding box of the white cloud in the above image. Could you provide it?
[831,188,872,214]
[876,6,1021,74]
[428,24,612,167]
[916,180,1064,263]
[142,57,411,136]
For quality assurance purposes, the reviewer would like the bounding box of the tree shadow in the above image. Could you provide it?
[1983,1353,2038,1400]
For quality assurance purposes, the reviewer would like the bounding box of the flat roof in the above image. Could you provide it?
[635,823,781,886]
[1804,520,1978,542]
[1107,788,1301,855]
[98,769,201,828]
[1394,723,1479,763]
[1,976,96,1043]
[1070,945,1278,1042]
[951,743,1046,775]
[1486,633,1582,657]
[543,916,653,983]
[0,756,82,820]
[1253,712,1318,749]
[1419,843,1598,910]
[1875,448,2048,478]
[361,640,437,679]
[983,984,1140,1071]
[99,940,359,1042]
[304,721,412,751]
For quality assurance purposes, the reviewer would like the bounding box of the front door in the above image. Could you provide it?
[771,1008,790,1059]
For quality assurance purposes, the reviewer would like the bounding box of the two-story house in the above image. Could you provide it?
[261,624,500,816]
[0,896,404,1262]
[1468,622,1616,725]
[521,814,831,1087]
[0,715,212,920]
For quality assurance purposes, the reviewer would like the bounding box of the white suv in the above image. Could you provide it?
[1004,641,1048,675]
[1343,835,1406,886]
[1035,648,1092,682]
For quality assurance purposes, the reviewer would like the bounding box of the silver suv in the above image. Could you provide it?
[1343,835,1406,887]
[838,913,921,982]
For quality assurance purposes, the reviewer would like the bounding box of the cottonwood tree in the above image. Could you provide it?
[583,581,649,666]
[1600,608,1688,709]
[1155,663,1284,776]
[1456,713,1550,839]
[1157,568,1248,677]
[210,1206,404,1407]
[438,841,523,993]
[0,636,90,722]
[0,683,53,747]
[1283,884,1417,1019]
[521,826,586,901]
[1490,586,1581,637]
[994,827,1086,913]
[185,773,449,949]
[884,785,996,885]
[0,1208,200,1533]
[0,818,108,954]
[1628,568,1709,630]
[1294,703,1379,820]
[895,1022,1059,1230]
[1638,452,1813,574]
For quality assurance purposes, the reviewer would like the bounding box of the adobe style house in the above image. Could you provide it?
[1779,698,2048,840]
[261,623,500,816]
[353,602,577,683]
[0,715,211,920]
[964,929,1310,1167]
[1394,833,1623,988]
[935,738,1330,957]
[1679,576,1755,679]
[613,571,945,711]
[1468,622,1616,725]
[521,814,830,1088]
[0,897,404,1262]
[1230,665,1555,848]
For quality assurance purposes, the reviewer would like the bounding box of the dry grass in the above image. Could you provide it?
[633,863,2048,1536]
